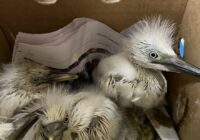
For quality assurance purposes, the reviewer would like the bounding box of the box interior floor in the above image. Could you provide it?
[0,0,200,139]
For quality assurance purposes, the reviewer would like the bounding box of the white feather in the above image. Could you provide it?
[126,16,176,55]
[19,86,127,140]
[93,53,167,109]
[0,123,14,140]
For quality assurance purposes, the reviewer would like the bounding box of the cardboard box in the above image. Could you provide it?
[0,0,199,139]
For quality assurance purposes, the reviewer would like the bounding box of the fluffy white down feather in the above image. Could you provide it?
[15,86,138,140]
[17,86,118,140]
[93,53,167,109]
[0,123,14,140]
[0,61,50,119]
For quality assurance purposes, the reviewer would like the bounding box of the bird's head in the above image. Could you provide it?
[124,16,200,77]
[24,87,90,140]
[39,88,121,140]
[39,88,72,140]
[0,60,78,93]
[9,86,71,140]
[16,86,121,140]
[15,87,73,140]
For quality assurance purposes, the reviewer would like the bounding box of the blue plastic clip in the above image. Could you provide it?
[179,38,185,58]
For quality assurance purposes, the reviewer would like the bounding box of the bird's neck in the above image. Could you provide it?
[121,52,167,93]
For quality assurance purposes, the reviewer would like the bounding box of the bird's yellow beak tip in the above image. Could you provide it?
[48,135,54,140]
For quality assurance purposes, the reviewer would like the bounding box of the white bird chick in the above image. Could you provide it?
[93,16,200,110]
[93,50,166,109]
[13,86,138,140]
[0,60,78,120]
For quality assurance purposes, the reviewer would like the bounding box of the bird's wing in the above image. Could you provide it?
[112,73,157,109]
[118,108,157,140]
[103,74,140,106]
[8,114,39,140]
[7,99,42,140]
[146,107,180,140]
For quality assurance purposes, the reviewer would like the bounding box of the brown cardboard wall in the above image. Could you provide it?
[0,29,12,63]
[0,0,188,63]
[167,0,200,139]
[0,0,187,34]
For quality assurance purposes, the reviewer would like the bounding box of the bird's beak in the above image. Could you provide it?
[39,71,78,84]
[156,56,200,77]
[46,72,78,82]
[48,135,54,140]
[44,121,67,140]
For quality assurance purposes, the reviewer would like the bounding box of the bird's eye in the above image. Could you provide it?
[31,78,41,85]
[32,79,38,83]
[149,51,158,59]
[42,125,45,129]
[64,117,68,123]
